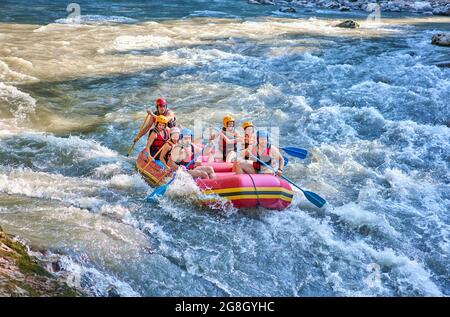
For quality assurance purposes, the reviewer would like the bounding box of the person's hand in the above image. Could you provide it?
[194,161,201,167]
[133,136,140,143]
[276,169,283,177]
[147,110,156,117]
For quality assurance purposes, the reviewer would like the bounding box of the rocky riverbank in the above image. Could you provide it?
[0,226,83,297]
[248,0,450,16]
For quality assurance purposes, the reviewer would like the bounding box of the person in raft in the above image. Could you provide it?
[218,114,239,162]
[145,115,170,162]
[240,121,255,161]
[159,127,216,179]
[135,98,176,143]
[234,130,284,176]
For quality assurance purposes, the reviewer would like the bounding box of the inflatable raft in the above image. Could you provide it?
[136,150,293,210]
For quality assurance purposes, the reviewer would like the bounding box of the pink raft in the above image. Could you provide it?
[195,160,294,211]
[136,151,294,211]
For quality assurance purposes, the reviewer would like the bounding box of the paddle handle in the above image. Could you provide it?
[249,154,304,194]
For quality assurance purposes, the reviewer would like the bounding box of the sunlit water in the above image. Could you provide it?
[0,0,449,296]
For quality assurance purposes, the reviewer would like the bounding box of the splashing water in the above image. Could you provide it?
[0,0,449,296]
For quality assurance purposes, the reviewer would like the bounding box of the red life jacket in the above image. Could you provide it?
[149,128,169,158]
[252,144,272,172]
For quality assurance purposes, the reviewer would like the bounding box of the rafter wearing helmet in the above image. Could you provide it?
[135,98,177,142]
[145,115,170,162]
[218,114,239,163]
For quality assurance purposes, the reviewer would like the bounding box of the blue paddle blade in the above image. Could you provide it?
[282,147,308,159]
[283,156,289,166]
[146,184,168,203]
[146,176,176,203]
[304,190,327,208]
[154,160,165,170]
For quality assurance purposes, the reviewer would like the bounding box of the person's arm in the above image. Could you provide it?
[165,110,175,122]
[145,132,157,161]
[159,144,171,169]
[167,157,179,172]
[272,146,284,176]
[239,142,253,158]
[220,131,238,144]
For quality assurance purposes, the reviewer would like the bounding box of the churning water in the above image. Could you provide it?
[0,0,449,296]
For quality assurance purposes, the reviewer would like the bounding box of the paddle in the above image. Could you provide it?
[281,147,308,159]
[249,154,326,208]
[146,142,210,203]
[283,155,289,166]
[147,175,175,203]
[127,113,150,157]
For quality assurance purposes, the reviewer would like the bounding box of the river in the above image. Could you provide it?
[0,0,449,296]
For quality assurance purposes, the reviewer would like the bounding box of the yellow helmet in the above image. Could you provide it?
[242,121,254,130]
[223,114,235,128]
[155,115,169,125]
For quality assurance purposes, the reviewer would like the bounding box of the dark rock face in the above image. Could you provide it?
[280,7,297,13]
[336,20,360,28]
[248,0,275,5]
[436,62,450,68]
[247,0,450,15]
[433,4,450,16]
[431,33,450,47]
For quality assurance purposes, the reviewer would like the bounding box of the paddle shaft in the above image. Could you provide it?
[127,113,150,156]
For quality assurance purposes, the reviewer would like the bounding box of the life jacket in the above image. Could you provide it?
[176,144,195,170]
[149,127,169,159]
[221,127,237,162]
[252,144,272,172]
[156,109,176,128]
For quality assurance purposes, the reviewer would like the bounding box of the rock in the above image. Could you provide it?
[51,260,62,273]
[436,62,450,68]
[0,228,83,297]
[107,285,121,297]
[339,6,351,11]
[336,20,360,29]
[433,4,450,16]
[279,7,297,13]
[248,0,275,5]
[431,33,450,47]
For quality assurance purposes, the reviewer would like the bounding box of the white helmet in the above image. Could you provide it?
[170,127,181,135]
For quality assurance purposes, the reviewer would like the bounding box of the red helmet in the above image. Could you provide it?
[155,98,167,107]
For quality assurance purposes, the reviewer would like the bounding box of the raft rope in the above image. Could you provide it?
[246,172,260,208]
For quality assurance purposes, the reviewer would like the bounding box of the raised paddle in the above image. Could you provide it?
[127,113,150,157]
[249,154,326,208]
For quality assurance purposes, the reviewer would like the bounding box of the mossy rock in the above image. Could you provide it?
[0,228,83,297]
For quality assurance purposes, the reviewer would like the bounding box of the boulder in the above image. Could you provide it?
[279,7,297,13]
[336,20,360,28]
[248,0,275,5]
[339,6,351,12]
[431,33,450,47]
[433,4,450,16]
[436,62,450,68]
